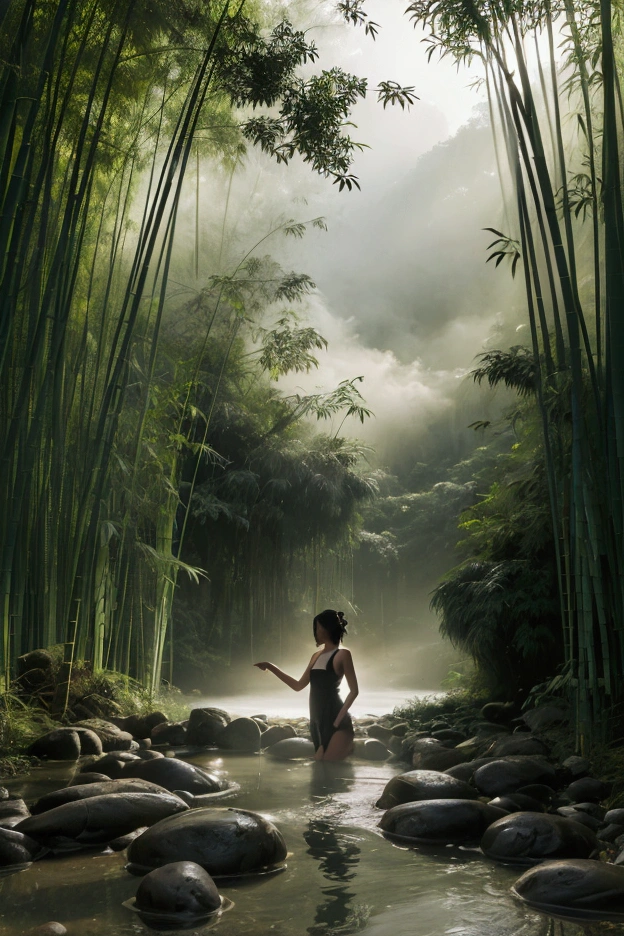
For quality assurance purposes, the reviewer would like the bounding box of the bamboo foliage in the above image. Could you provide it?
[407,0,624,743]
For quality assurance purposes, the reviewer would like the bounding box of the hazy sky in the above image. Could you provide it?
[183,0,524,457]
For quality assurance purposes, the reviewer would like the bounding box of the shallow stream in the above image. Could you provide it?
[0,746,600,936]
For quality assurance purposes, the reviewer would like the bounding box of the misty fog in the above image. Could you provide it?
[161,0,529,699]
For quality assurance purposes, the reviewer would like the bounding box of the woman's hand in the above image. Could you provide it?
[254,662,271,671]
[333,715,342,728]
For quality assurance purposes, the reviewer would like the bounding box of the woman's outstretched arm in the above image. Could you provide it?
[333,650,359,728]
[254,657,315,692]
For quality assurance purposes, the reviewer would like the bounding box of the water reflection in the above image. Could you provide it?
[304,818,366,936]
[309,761,356,800]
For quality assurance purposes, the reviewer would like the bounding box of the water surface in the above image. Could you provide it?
[0,750,593,936]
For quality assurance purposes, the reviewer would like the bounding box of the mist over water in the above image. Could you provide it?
[165,0,529,693]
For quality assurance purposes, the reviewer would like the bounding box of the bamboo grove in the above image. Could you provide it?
[405,0,624,743]
[0,0,416,694]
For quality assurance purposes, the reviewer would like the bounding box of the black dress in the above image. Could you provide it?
[309,649,354,752]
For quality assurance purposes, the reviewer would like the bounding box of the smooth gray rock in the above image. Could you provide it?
[486,735,550,758]
[16,792,188,850]
[565,777,611,803]
[80,751,141,779]
[122,756,227,795]
[28,923,68,936]
[444,758,495,783]
[135,860,221,916]
[126,807,287,876]
[474,757,556,797]
[520,704,569,732]
[562,755,590,779]
[0,826,45,867]
[376,769,479,810]
[481,811,599,865]
[260,725,296,748]
[0,798,30,829]
[218,717,261,752]
[367,724,393,744]
[357,739,389,761]
[606,808,624,825]
[380,798,507,846]
[512,858,624,919]
[75,718,134,751]
[69,772,112,785]
[186,709,227,746]
[31,779,181,814]
[27,729,81,761]
[110,712,167,739]
[265,737,315,760]
[411,740,467,771]
[151,722,187,746]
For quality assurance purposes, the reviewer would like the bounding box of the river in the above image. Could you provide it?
[0,732,591,936]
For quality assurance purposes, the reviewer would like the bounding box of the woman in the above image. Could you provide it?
[254,609,358,761]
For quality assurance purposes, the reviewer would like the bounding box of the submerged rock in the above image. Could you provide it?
[512,858,624,919]
[264,737,315,760]
[379,799,507,846]
[135,860,221,915]
[126,806,288,876]
[31,779,181,814]
[0,826,45,869]
[353,738,388,761]
[376,769,479,810]
[481,812,599,866]
[16,792,188,850]
[0,798,30,829]
[260,725,296,748]
[218,717,261,752]
[122,757,226,795]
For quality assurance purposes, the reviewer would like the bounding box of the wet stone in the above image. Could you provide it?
[135,860,221,915]
[512,858,624,919]
[376,769,480,810]
[379,798,508,846]
[481,811,599,866]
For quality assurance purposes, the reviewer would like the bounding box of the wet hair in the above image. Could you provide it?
[313,609,348,646]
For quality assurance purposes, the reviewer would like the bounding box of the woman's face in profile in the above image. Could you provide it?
[314,622,329,646]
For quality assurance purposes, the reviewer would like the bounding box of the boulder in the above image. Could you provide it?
[412,742,467,772]
[126,807,287,876]
[488,793,543,813]
[218,717,261,752]
[431,729,467,745]
[28,924,67,936]
[605,808,624,826]
[260,725,296,749]
[0,798,31,828]
[151,722,187,746]
[556,807,603,832]
[75,718,134,751]
[70,772,114,785]
[186,709,227,747]
[16,792,188,850]
[0,826,44,869]
[367,724,393,744]
[561,756,590,779]
[565,777,611,803]
[379,799,507,846]
[486,735,550,758]
[480,812,599,866]
[473,757,557,797]
[481,702,519,725]
[354,738,388,761]
[122,756,227,795]
[520,705,570,732]
[391,722,409,737]
[376,769,480,810]
[134,860,221,917]
[264,737,315,760]
[445,758,495,783]
[80,751,141,779]
[111,712,167,739]
[31,779,182,814]
[512,858,624,920]
[27,729,82,761]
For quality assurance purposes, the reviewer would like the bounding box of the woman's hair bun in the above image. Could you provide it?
[337,611,348,631]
